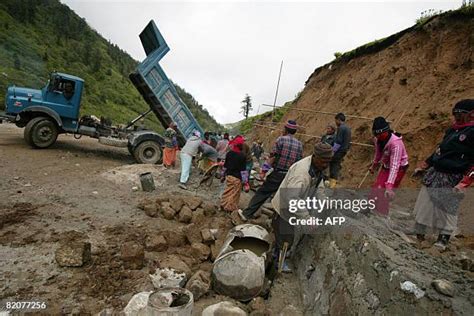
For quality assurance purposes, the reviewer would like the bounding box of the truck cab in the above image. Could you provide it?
[4,72,84,132]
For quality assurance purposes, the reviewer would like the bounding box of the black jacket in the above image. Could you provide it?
[426,125,474,174]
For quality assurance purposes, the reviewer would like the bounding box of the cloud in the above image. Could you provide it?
[61,0,461,124]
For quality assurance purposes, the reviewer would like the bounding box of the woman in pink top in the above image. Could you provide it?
[368,117,409,215]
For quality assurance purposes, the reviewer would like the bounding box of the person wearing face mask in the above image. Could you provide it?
[368,117,409,216]
[410,99,474,250]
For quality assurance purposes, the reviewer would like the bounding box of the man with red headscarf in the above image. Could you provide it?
[220,135,247,212]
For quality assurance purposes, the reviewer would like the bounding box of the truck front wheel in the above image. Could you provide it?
[24,117,58,148]
[133,140,163,164]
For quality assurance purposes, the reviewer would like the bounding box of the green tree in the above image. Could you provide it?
[240,94,253,120]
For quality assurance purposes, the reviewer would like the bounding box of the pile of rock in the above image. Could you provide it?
[138,193,218,224]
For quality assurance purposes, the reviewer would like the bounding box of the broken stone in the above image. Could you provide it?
[97,307,115,316]
[121,242,145,270]
[137,199,152,210]
[201,201,217,216]
[185,196,202,210]
[202,301,246,316]
[400,281,425,299]
[191,208,206,224]
[156,194,170,205]
[459,254,473,271]
[365,290,380,310]
[162,229,187,247]
[432,279,455,297]
[55,241,91,267]
[170,197,185,212]
[159,255,192,277]
[185,270,210,300]
[249,297,266,312]
[184,223,203,244]
[178,206,193,223]
[144,204,159,217]
[161,205,177,220]
[210,242,222,262]
[123,291,151,315]
[150,268,187,288]
[201,229,215,243]
[191,243,211,262]
[279,305,303,316]
[145,235,167,252]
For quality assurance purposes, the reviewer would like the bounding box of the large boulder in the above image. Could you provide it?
[212,249,266,301]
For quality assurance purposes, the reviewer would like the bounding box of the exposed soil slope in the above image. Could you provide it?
[248,10,474,188]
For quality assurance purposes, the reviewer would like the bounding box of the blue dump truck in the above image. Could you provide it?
[0,20,204,164]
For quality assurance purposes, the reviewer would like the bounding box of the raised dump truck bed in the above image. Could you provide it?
[130,20,204,147]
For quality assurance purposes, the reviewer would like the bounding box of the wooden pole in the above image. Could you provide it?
[272,61,284,121]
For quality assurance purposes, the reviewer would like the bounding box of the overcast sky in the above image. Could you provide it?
[61,0,462,124]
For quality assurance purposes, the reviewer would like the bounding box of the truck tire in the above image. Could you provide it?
[24,116,47,147]
[26,117,58,148]
[133,140,163,164]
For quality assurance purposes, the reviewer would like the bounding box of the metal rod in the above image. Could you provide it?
[272,60,284,120]
[126,108,153,129]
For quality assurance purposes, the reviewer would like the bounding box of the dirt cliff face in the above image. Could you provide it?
[249,12,474,188]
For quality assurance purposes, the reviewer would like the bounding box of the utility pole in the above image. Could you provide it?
[272,60,284,121]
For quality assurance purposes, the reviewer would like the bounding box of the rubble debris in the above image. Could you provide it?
[185,270,210,300]
[144,204,159,217]
[55,241,91,267]
[145,235,167,252]
[150,268,187,288]
[184,223,203,244]
[432,279,455,297]
[202,301,247,316]
[123,291,152,315]
[121,241,145,270]
[249,297,266,313]
[459,254,473,272]
[161,205,177,220]
[159,255,192,277]
[201,228,215,243]
[156,195,170,205]
[201,201,218,216]
[185,196,202,210]
[279,305,303,316]
[191,243,211,262]
[162,229,187,247]
[192,208,206,224]
[171,198,185,212]
[146,288,193,315]
[178,206,193,223]
[400,281,425,299]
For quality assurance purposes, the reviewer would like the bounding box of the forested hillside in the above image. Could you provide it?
[0,0,223,132]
